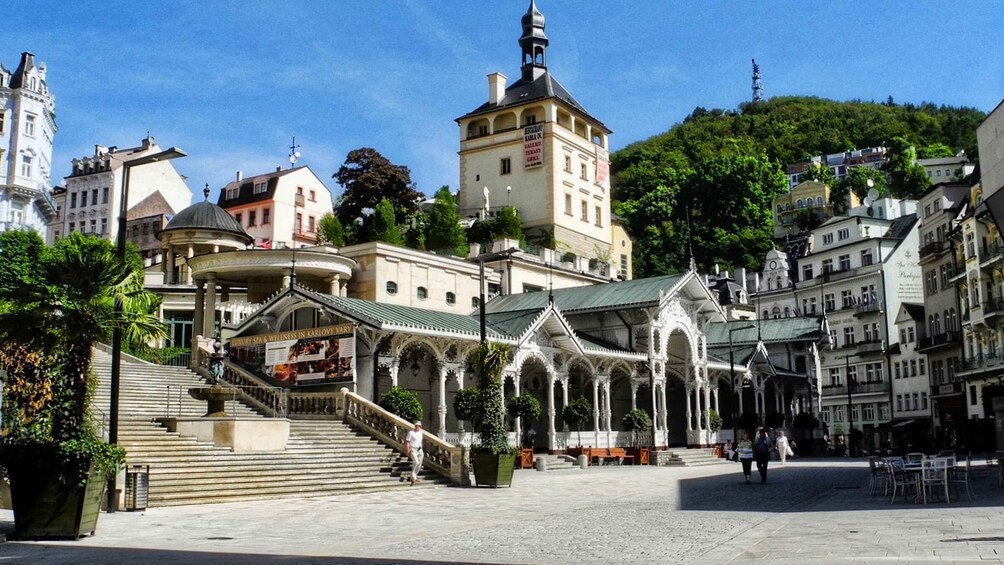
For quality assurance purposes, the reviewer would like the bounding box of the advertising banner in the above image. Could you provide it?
[229,324,356,387]
[524,123,544,168]
[595,145,609,186]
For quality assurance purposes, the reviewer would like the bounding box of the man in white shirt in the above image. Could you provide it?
[405,421,424,486]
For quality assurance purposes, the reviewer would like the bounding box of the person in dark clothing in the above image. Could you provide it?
[754,428,771,484]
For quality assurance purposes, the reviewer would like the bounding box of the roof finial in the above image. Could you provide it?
[203,183,210,201]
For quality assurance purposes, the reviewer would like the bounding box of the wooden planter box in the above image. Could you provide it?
[626,447,651,465]
[471,449,516,487]
[519,448,534,469]
[5,450,105,540]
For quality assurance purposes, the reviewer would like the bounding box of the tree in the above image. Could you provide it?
[0,230,46,296]
[423,186,467,256]
[793,208,824,233]
[797,164,836,186]
[918,142,955,159]
[562,396,592,447]
[882,136,931,199]
[494,207,525,244]
[507,392,541,423]
[621,408,652,447]
[333,148,421,228]
[367,197,404,245]
[378,386,423,424]
[453,387,480,432]
[316,213,346,247]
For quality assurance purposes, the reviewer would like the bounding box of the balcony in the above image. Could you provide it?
[917,331,961,352]
[981,245,1004,267]
[919,239,949,260]
[983,297,1004,319]
[853,301,882,317]
[821,380,890,397]
[294,193,305,207]
[959,353,1004,373]
[855,339,885,354]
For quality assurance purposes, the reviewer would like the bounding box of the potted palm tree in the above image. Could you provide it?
[621,409,652,465]
[0,231,165,539]
[469,342,516,487]
[507,392,541,468]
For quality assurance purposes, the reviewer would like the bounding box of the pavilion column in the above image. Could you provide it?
[650,377,660,430]
[203,273,217,338]
[547,375,556,451]
[603,380,612,433]
[389,358,400,388]
[685,386,693,432]
[703,381,712,432]
[512,373,521,451]
[437,365,448,437]
[328,275,340,296]
[592,379,600,445]
[185,244,194,285]
[191,279,205,367]
[561,379,569,432]
[161,245,170,280]
[166,244,176,284]
[630,383,637,411]
[659,383,668,445]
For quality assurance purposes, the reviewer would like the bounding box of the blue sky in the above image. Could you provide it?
[6,1,1003,202]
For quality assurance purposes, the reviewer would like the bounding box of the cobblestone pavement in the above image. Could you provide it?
[2,458,1003,564]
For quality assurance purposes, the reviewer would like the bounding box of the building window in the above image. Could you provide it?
[417,286,428,300]
[581,200,588,222]
[802,264,814,280]
[253,181,267,194]
[70,193,77,208]
[90,219,97,233]
[248,210,256,227]
[838,228,849,241]
[895,363,901,379]
[620,254,628,278]
[838,254,851,271]
[822,259,833,273]
[564,155,572,173]
[263,208,270,225]
[91,189,99,206]
[564,194,572,216]
[295,213,302,233]
[500,158,511,175]
[861,249,873,266]
[822,233,834,245]
[235,213,242,225]
[896,394,903,412]
[0,111,4,133]
[824,293,835,311]
[879,403,889,420]
[102,187,109,204]
[24,113,36,137]
[841,290,853,309]
[921,392,928,410]
[386,281,398,295]
[843,326,855,345]
[20,155,32,177]
[226,187,239,199]
[100,218,107,234]
[863,404,875,421]
[581,163,589,181]
[308,216,315,233]
[595,206,602,227]
[472,297,480,309]
[309,190,316,202]
[446,292,456,305]
[69,222,75,232]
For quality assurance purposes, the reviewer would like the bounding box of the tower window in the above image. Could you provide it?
[24,113,36,137]
[581,200,588,222]
[446,292,456,305]
[564,155,572,173]
[580,163,588,181]
[564,194,572,216]
[417,286,428,300]
[500,158,511,175]
[386,281,398,295]
[20,155,32,177]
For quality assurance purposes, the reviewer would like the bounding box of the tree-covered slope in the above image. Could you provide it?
[611,96,986,277]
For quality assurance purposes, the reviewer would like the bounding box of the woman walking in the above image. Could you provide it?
[776,431,793,464]
[737,431,754,484]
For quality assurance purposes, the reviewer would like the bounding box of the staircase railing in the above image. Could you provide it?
[342,390,464,485]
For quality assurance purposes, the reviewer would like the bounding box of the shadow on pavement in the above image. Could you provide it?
[0,543,502,565]
[677,459,1004,513]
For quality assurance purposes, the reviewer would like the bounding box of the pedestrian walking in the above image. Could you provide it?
[737,431,754,484]
[754,428,771,484]
[776,431,793,464]
[405,421,424,486]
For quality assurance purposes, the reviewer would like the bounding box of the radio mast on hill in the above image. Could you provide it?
[752,59,763,102]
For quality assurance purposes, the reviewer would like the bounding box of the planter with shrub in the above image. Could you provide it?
[469,342,516,487]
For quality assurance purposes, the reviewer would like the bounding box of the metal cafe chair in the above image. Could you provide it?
[887,459,917,504]
[921,458,950,504]
[948,455,975,500]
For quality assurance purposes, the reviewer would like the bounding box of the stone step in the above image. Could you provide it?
[149,480,442,507]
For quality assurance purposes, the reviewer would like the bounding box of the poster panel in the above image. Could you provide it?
[524,123,544,168]
[229,324,356,387]
[595,145,609,186]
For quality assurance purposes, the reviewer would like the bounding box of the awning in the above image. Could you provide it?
[872,418,931,432]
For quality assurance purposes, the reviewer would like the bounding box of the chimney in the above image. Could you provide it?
[737,267,747,292]
[488,72,507,105]
[276,166,282,172]
[236,171,243,182]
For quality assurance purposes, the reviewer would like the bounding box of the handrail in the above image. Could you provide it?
[214,360,289,418]
[341,390,464,485]
[165,382,287,418]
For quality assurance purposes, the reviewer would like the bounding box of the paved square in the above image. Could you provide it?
[2,459,1003,564]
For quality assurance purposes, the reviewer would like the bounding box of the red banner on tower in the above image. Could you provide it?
[595,145,609,186]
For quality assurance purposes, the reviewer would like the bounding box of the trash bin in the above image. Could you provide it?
[124,465,149,511]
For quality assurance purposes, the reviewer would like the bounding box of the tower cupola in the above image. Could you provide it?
[519,0,549,81]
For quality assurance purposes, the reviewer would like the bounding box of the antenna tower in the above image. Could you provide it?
[752,59,763,102]
[288,137,301,168]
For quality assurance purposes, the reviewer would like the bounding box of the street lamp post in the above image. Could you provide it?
[477,247,521,343]
[107,147,186,513]
[729,324,755,442]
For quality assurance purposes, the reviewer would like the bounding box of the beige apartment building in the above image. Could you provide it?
[217,166,333,249]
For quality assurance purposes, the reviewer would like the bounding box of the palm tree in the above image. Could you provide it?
[0,232,165,440]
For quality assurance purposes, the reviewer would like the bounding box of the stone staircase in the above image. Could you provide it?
[658,448,729,467]
[90,350,445,507]
[534,454,578,471]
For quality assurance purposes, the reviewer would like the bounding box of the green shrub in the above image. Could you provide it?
[708,409,723,432]
[562,396,592,446]
[471,342,513,455]
[453,387,480,430]
[378,387,423,424]
[621,408,652,432]
[507,392,541,421]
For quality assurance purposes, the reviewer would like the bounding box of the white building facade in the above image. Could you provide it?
[0,52,58,236]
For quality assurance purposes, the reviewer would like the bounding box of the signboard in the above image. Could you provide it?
[938,384,956,396]
[595,145,609,186]
[523,123,544,168]
[229,324,356,387]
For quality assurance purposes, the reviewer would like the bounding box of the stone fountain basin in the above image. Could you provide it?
[189,385,241,417]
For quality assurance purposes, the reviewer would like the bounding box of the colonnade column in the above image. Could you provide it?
[512,373,521,451]
[561,379,569,432]
[547,375,556,452]
[659,383,668,435]
[192,278,205,343]
[703,381,712,433]
[685,385,693,432]
[592,379,600,445]
[389,358,400,388]
[630,383,637,411]
[603,379,612,433]
[203,273,217,338]
[185,244,194,285]
[437,365,448,437]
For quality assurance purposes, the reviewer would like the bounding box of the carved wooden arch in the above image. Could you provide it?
[393,335,446,362]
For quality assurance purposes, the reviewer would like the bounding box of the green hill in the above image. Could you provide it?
[611,96,986,277]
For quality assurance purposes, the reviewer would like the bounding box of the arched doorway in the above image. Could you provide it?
[665,371,688,446]
[395,342,439,431]
[516,355,550,450]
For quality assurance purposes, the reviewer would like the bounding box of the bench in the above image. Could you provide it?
[589,448,635,466]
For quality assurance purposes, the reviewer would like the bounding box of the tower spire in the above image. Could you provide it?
[752,59,763,102]
[519,0,549,81]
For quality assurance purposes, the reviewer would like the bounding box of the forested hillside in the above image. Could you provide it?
[611,96,986,278]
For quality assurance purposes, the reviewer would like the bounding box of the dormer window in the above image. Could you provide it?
[253,181,267,194]
[226,187,239,199]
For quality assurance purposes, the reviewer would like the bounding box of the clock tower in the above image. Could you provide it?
[455,1,617,262]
